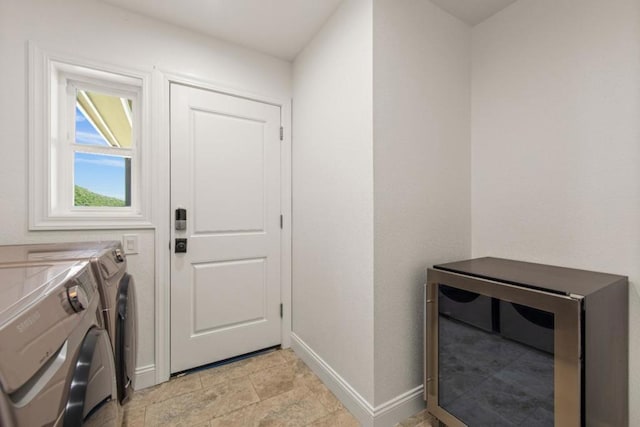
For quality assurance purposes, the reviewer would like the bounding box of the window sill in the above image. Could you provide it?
[29,217,155,231]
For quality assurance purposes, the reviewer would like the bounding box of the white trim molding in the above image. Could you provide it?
[374,385,426,427]
[28,42,154,230]
[290,333,425,427]
[279,92,293,350]
[152,67,171,386]
[134,364,156,391]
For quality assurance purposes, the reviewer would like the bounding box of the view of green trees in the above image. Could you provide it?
[74,185,125,207]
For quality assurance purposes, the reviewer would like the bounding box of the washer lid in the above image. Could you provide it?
[0,261,87,326]
[0,244,97,264]
[0,242,114,265]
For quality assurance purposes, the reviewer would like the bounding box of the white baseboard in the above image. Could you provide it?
[290,333,425,427]
[133,364,156,390]
[290,333,374,424]
[373,385,426,427]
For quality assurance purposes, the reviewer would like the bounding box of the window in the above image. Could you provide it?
[30,45,152,229]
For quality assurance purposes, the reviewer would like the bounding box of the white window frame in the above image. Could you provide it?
[29,44,153,229]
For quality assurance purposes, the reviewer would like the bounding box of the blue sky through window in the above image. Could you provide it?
[74,106,128,201]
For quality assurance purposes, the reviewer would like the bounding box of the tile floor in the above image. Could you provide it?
[123,348,431,427]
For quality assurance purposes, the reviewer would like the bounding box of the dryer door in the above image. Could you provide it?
[115,273,137,404]
[63,327,119,427]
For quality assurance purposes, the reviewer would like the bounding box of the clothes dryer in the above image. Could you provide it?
[0,260,119,426]
[0,241,137,404]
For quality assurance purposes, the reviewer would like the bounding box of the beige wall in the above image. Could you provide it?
[292,0,375,406]
[373,0,471,407]
[471,0,640,421]
[293,1,472,423]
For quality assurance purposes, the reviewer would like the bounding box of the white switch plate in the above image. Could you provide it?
[122,234,139,254]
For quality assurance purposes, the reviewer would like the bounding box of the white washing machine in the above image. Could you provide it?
[0,242,137,404]
[0,260,119,426]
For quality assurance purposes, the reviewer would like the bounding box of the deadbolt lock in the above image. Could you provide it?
[175,238,187,253]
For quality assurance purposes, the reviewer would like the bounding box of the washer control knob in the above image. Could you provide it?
[66,285,89,313]
[113,248,125,263]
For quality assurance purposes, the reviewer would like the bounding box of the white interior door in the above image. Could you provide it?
[170,83,281,373]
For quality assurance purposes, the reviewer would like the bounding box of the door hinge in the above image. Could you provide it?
[280,214,283,229]
[280,126,283,141]
[280,303,283,318]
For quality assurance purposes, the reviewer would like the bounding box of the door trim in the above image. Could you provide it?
[153,70,292,385]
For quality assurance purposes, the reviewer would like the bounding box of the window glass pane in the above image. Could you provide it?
[74,152,131,207]
[76,90,133,148]
[75,106,109,146]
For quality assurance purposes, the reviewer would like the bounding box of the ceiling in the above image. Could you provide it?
[100,0,343,60]
[100,0,517,61]
[429,0,518,26]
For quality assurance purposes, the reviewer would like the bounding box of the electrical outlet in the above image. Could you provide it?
[122,234,139,254]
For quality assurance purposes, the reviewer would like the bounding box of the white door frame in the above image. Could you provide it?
[152,70,292,384]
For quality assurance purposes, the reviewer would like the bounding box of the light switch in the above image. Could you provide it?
[122,234,139,255]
